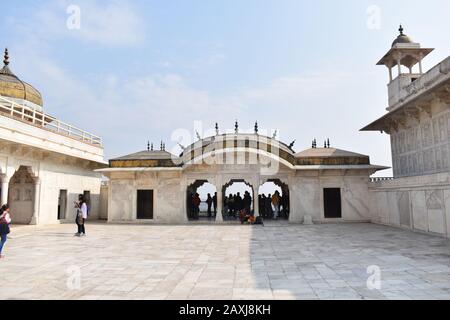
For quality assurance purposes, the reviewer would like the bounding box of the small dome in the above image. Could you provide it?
[392,25,413,47]
[0,49,43,107]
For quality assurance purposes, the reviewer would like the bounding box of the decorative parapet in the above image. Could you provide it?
[370,177,394,183]
[388,56,450,111]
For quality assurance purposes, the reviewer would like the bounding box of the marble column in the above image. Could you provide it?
[215,176,223,223]
[253,176,260,217]
[253,187,260,217]
[1,177,10,206]
[30,178,41,225]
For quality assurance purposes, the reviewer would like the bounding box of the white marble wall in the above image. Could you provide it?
[107,171,185,224]
[105,167,375,225]
[369,173,450,238]
[0,145,103,225]
[391,100,449,178]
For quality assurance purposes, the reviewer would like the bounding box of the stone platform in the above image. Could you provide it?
[1,222,449,300]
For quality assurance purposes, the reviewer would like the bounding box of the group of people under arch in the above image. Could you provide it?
[258,191,289,220]
[187,180,290,223]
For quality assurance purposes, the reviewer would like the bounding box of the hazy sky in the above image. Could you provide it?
[2,0,450,177]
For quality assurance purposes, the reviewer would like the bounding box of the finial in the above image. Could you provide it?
[235,120,239,134]
[151,143,154,151]
[160,141,163,151]
[324,140,327,148]
[254,121,259,134]
[289,140,296,149]
[163,143,166,151]
[147,141,150,151]
[327,138,330,148]
[215,123,219,135]
[3,48,9,66]
[399,24,404,36]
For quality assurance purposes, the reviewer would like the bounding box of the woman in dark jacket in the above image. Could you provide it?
[0,204,12,259]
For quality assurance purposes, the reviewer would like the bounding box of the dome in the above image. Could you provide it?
[0,49,43,107]
[391,25,413,47]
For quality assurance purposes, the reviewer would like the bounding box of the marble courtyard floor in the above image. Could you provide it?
[1,222,450,300]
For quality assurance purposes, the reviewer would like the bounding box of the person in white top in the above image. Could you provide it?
[75,195,88,237]
[0,204,12,259]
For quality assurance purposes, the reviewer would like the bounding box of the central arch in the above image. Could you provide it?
[222,179,254,221]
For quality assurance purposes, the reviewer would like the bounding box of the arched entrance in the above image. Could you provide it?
[258,179,290,220]
[222,180,254,221]
[8,166,38,224]
[186,180,217,221]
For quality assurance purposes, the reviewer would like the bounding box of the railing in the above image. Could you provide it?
[0,96,102,147]
[370,177,394,183]
[390,56,450,108]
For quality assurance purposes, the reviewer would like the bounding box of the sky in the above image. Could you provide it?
[1,0,450,178]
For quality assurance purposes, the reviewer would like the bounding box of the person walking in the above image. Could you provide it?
[0,204,12,259]
[75,194,88,237]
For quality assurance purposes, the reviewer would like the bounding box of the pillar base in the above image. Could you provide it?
[303,215,314,225]
[29,216,38,226]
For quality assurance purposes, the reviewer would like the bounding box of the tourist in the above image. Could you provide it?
[258,195,263,217]
[260,194,267,218]
[227,194,235,217]
[281,194,289,218]
[0,204,11,259]
[192,193,201,219]
[235,193,243,213]
[75,194,88,237]
[266,194,273,219]
[213,192,217,216]
[243,191,252,215]
[206,193,213,218]
[272,191,281,219]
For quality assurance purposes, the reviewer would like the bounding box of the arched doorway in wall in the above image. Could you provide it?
[258,179,290,220]
[222,180,254,221]
[8,166,37,224]
[186,180,217,221]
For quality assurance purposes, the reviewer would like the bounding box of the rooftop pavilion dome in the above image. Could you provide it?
[391,25,414,47]
[0,48,44,110]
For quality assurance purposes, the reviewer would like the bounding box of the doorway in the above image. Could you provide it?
[324,188,342,219]
[83,191,91,213]
[137,190,154,220]
[58,190,68,220]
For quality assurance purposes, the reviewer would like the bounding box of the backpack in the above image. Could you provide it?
[255,216,264,226]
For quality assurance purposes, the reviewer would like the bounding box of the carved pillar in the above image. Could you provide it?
[253,176,260,217]
[215,175,223,223]
[1,176,10,205]
[30,178,41,225]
